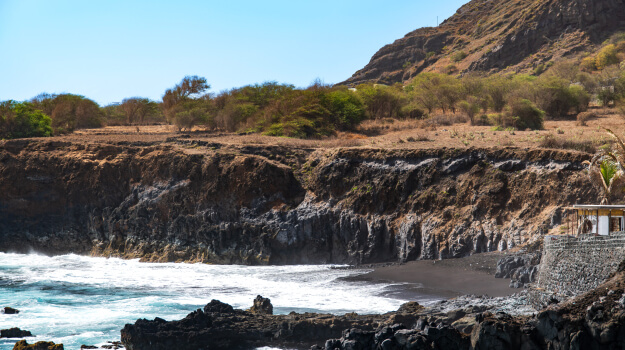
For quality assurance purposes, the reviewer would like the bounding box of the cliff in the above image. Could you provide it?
[343,0,625,85]
[0,139,596,264]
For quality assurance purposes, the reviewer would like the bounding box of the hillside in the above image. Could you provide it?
[343,0,625,85]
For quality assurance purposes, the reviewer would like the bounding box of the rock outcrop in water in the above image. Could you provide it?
[2,307,19,314]
[1,328,32,338]
[121,267,625,350]
[12,340,63,350]
[0,140,596,265]
[121,298,412,350]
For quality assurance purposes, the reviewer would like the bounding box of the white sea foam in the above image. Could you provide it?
[0,253,439,349]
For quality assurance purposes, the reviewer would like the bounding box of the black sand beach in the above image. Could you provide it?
[354,252,515,299]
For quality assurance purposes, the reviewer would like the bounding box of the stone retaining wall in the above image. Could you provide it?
[535,232,625,302]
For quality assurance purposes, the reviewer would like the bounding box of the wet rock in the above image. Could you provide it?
[12,340,63,350]
[80,346,97,349]
[121,298,385,350]
[248,295,273,315]
[203,299,234,314]
[396,302,423,314]
[2,307,19,314]
[495,252,541,288]
[1,328,32,338]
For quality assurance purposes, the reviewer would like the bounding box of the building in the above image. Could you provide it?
[565,205,625,236]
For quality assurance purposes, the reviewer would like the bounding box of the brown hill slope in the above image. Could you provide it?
[343,0,625,85]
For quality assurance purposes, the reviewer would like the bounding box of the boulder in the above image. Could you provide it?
[1,328,32,338]
[248,295,273,315]
[3,307,19,314]
[12,340,63,350]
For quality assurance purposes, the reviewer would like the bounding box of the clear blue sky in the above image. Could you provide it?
[0,0,468,106]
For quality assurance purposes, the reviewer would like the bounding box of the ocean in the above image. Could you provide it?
[0,253,440,350]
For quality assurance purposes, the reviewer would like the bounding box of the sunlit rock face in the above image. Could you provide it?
[343,0,625,85]
[0,140,596,264]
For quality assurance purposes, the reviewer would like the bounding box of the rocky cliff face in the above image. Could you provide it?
[343,0,625,85]
[0,140,596,264]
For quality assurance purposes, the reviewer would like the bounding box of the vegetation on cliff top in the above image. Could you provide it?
[1,33,624,140]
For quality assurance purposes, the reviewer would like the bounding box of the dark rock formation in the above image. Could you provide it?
[249,295,273,315]
[0,140,596,265]
[121,267,625,350]
[12,340,63,350]
[320,323,470,350]
[495,252,541,288]
[121,298,422,350]
[1,328,32,338]
[343,0,625,85]
[2,307,19,314]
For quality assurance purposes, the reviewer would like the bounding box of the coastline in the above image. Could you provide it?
[348,252,516,299]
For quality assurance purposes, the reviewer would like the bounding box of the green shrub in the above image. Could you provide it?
[534,76,588,118]
[506,99,544,130]
[458,99,480,125]
[580,56,597,72]
[451,51,468,62]
[0,101,52,139]
[596,44,620,70]
[324,89,366,130]
[30,93,103,133]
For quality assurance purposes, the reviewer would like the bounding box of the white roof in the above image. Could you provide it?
[568,204,625,210]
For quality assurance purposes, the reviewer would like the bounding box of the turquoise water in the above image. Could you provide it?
[0,253,435,350]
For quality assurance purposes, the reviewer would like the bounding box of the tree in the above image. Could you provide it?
[484,75,514,113]
[595,44,620,70]
[505,99,544,130]
[0,101,52,139]
[30,93,103,133]
[584,157,624,205]
[120,98,159,124]
[162,76,211,130]
[355,84,405,119]
[458,99,480,125]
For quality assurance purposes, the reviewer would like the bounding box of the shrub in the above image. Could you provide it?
[401,103,426,119]
[451,51,468,62]
[355,84,405,119]
[487,113,517,129]
[458,99,480,125]
[475,114,491,126]
[30,93,103,133]
[539,134,596,153]
[0,101,52,139]
[580,56,597,72]
[324,88,366,130]
[598,87,618,107]
[595,44,620,70]
[506,99,544,130]
[534,76,588,118]
[617,98,625,116]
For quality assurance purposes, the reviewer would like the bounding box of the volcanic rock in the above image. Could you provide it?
[344,0,625,85]
[248,295,273,315]
[2,307,19,314]
[1,328,32,338]
[12,340,63,350]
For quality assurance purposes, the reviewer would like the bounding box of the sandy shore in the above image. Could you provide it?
[351,252,516,299]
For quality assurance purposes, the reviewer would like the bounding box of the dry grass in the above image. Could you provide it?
[43,108,625,154]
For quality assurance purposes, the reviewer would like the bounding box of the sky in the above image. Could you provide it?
[0,0,468,106]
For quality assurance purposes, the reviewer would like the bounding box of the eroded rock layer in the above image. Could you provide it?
[0,140,596,264]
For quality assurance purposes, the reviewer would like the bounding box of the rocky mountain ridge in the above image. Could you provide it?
[0,139,597,265]
[343,0,625,85]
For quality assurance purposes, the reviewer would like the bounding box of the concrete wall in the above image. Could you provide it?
[536,232,625,301]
